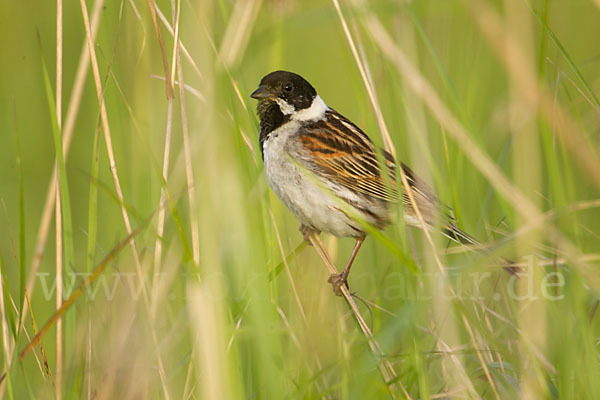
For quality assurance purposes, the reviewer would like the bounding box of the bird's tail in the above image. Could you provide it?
[442,224,522,275]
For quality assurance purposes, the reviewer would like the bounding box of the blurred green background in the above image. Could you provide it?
[1,0,600,398]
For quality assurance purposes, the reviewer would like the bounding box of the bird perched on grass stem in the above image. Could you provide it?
[251,70,517,295]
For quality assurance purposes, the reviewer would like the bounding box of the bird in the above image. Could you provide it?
[250,70,517,295]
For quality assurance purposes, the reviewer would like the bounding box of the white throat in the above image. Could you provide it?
[275,98,295,115]
[283,95,328,122]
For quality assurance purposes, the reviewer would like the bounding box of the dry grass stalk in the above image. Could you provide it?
[55,0,64,395]
[54,183,63,398]
[307,232,410,399]
[330,0,395,156]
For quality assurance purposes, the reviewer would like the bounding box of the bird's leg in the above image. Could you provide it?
[328,236,365,296]
[299,224,319,244]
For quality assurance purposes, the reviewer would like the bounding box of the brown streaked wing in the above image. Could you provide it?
[287,109,472,244]
[289,110,399,203]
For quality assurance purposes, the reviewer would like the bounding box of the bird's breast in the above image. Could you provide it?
[261,122,372,237]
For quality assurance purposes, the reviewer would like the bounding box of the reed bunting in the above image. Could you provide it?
[251,70,516,295]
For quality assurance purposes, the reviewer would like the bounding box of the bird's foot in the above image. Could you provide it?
[299,224,319,243]
[327,272,349,296]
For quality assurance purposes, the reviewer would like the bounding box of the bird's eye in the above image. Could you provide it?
[284,83,293,92]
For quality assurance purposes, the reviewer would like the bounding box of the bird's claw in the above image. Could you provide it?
[328,272,349,296]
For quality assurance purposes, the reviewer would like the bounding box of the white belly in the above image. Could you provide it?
[263,123,365,237]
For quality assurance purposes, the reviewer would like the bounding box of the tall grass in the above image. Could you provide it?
[1,0,599,398]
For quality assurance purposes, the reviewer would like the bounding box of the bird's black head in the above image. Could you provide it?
[250,70,317,113]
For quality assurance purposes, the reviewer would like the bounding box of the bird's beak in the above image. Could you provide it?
[250,85,270,100]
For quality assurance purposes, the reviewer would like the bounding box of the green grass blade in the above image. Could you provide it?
[0,250,16,339]
[39,39,74,272]
[12,105,26,327]
[86,124,101,272]
[528,1,600,110]
[536,0,550,75]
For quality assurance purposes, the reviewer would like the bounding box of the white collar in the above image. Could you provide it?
[277,95,328,121]
[291,95,328,121]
